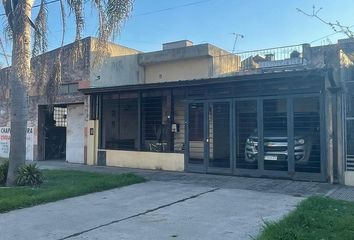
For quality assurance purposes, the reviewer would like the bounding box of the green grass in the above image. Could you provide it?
[257,196,354,240]
[0,170,145,213]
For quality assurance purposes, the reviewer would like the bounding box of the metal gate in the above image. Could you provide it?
[185,94,326,181]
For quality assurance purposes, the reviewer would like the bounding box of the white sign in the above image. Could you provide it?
[0,127,34,161]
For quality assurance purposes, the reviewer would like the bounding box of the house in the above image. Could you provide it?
[80,39,354,185]
[1,37,354,186]
[0,37,140,163]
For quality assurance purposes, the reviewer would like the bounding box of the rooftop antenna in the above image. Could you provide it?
[231,33,244,53]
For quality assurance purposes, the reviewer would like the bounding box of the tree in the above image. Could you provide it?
[297,6,354,68]
[2,0,133,186]
[297,5,354,38]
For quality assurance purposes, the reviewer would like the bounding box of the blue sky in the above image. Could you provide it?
[114,0,354,52]
[2,0,354,62]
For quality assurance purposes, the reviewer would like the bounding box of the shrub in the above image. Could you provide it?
[0,160,9,185]
[16,163,44,187]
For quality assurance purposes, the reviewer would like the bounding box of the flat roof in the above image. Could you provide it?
[79,68,326,94]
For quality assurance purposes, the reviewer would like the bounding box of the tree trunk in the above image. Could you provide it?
[6,0,34,186]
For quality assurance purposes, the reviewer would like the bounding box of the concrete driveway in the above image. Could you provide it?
[0,181,302,240]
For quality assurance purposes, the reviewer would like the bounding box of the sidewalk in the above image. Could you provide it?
[0,181,302,240]
[34,160,349,199]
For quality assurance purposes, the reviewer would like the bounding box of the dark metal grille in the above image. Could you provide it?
[101,94,138,151]
[237,44,304,71]
[346,120,354,171]
[294,97,321,173]
[236,100,258,169]
[53,107,67,127]
[263,99,288,171]
[188,103,204,164]
[208,102,230,168]
[142,96,169,152]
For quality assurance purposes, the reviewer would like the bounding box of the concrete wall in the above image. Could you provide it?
[140,43,240,84]
[208,45,240,76]
[0,68,10,127]
[306,45,339,69]
[144,57,211,84]
[104,150,184,171]
[344,171,354,186]
[66,104,85,164]
[0,38,94,161]
[139,44,210,65]
[84,42,240,88]
[89,39,141,88]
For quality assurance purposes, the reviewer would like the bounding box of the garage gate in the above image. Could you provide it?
[184,73,326,181]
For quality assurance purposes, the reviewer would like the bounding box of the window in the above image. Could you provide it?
[189,103,203,141]
[142,96,169,152]
[59,83,78,95]
[102,93,138,150]
[53,107,67,127]
[188,103,204,164]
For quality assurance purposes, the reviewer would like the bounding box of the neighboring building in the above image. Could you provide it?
[2,37,354,186]
[0,37,139,163]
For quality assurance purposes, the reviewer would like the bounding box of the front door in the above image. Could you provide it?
[186,101,231,173]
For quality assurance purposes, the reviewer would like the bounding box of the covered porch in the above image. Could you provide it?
[82,69,330,182]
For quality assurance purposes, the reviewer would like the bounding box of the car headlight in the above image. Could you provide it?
[295,138,305,145]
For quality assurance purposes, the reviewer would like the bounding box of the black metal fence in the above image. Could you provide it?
[236,44,305,71]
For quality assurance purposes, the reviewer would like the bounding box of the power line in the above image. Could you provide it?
[309,26,354,44]
[133,0,214,17]
[0,0,214,17]
[31,0,217,36]
[0,0,60,16]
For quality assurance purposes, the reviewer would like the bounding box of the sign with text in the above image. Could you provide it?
[0,127,34,161]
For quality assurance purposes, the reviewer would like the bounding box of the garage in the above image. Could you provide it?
[85,69,328,181]
[185,70,326,181]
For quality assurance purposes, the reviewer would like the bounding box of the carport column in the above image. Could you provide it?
[325,72,334,183]
[337,66,350,184]
[326,67,345,184]
[86,120,99,165]
[336,90,345,184]
[86,94,101,165]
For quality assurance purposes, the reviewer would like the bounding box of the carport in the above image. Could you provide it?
[83,69,329,182]
[184,70,326,181]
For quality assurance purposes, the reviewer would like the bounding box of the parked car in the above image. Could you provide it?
[245,129,317,164]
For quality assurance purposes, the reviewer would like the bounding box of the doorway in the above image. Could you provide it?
[38,106,67,160]
[185,101,231,173]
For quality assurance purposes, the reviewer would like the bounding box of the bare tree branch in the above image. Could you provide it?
[297,5,354,38]
[0,37,9,66]
[2,0,14,31]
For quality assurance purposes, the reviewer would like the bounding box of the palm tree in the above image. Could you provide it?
[2,0,133,185]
